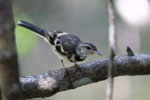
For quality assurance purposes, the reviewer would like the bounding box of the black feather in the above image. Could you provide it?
[55,46,66,55]
[74,55,85,62]
[18,20,46,37]
[49,36,55,45]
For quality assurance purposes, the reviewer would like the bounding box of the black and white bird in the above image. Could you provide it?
[17,20,102,71]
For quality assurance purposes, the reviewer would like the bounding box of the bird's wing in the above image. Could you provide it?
[59,34,82,55]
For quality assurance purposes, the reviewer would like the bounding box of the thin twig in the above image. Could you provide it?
[106,0,116,100]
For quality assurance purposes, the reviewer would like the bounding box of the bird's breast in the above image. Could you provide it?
[69,54,86,62]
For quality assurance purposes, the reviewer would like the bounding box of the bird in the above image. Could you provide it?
[17,20,102,72]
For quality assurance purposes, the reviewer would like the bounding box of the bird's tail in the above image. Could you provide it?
[17,20,48,37]
[17,20,56,45]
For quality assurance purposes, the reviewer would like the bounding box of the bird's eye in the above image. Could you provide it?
[86,46,91,49]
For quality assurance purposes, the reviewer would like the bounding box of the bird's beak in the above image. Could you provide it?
[95,51,102,56]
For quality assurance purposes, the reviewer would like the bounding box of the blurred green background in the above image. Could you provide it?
[13,0,150,100]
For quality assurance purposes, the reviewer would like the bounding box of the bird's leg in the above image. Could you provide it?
[60,59,74,88]
[60,59,69,77]
[74,62,82,72]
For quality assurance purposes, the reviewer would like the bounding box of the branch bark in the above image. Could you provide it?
[0,0,23,100]
[0,54,150,99]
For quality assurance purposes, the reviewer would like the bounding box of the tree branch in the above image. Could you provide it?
[0,0,23,100]
[106,0,116,100]
[0,54,150,99]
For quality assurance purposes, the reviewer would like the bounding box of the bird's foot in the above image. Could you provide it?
[74,63,82,73]
[64,68,74,89]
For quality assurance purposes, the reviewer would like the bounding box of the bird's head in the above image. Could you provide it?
[76,42,102,57]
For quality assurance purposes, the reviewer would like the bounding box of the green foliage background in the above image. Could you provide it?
[15,17,37,56]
